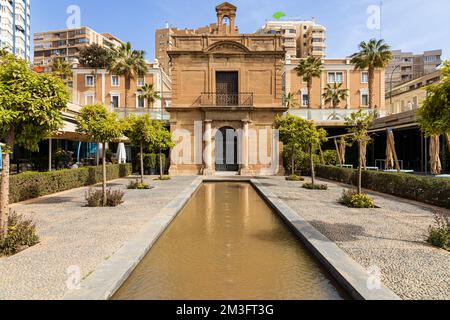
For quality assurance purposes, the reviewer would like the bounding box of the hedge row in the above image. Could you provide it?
[315,165,450,209]
[6,164,132,204]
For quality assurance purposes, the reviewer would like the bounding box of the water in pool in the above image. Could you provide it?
[113,182,347,300]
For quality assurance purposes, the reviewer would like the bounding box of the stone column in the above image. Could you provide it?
[240,120,252,176]
[203,120,214,175]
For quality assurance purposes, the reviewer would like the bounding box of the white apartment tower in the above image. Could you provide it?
[0,0,31,61]
[257,19,326,61]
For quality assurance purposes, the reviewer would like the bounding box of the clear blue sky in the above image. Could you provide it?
[32,0,450,60]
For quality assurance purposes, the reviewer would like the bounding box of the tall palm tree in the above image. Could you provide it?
[51,57,73,80]
[283,92,299,108]
[138,83,161,113]
[322,83,349,108]
[108,42,148,115]
[79,44,112,103]
[294,57,323,109]
[350,39,392,109]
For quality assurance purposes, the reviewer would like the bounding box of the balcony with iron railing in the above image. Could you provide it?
[198,92,254,107]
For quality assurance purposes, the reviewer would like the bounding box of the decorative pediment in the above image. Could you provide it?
[206,41,250,54]
[216,2,237,11]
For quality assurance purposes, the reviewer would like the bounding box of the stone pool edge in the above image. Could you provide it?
[63,177,204,300]
[250,179,401,301]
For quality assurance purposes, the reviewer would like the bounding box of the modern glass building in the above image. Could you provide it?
[0,0,31,61]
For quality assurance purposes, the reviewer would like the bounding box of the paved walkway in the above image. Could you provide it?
[0,176,197,300]
[260,177,450,300]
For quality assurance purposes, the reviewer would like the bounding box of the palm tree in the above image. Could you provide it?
[51,57,73,80]
[295,57,323,109]
[79,44,112,103]
[322,83,349,108]
[138,83,161,113]
[283,92,299,108]
[108,42,148,115]
[350,39,392,109]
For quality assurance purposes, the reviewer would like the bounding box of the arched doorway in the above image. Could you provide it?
[215,127,239,172]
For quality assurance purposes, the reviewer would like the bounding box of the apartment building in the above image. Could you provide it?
[386,49,442,89]
[33,27,123,72]
[257,19,326,60]
[70,60,172,120]
[0,0,31,61]
[386,69,442,115]
[284,58,386,126]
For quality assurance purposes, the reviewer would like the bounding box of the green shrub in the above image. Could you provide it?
[286,174,304,182]
[316,165,450,209]
[127,180,152,190]
[85,188,125,207]
[427,212,450,249]
[154,176,171,181]
[5,164,132,204]
[322,150,339,166]
[0,211,39,256]
[339,190,375,208]
[303,183,328,190]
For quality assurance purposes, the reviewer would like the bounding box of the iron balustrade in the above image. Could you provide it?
[199,92,254,107]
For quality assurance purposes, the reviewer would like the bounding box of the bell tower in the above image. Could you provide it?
[215,2,238,35]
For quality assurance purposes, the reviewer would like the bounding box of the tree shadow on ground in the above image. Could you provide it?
[308,220,366,243]
[27,197,79,205]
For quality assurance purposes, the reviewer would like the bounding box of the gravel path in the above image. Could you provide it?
[260,177,450,300]
[0,176,197,300]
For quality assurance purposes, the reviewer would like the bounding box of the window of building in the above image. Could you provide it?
[84,93,95,106]
[111,75,119,86]
[137,78,145,86]
[136,93,145,108]
[302,94,309,107]
[85,75,94,87]
[328,72,343,84]
[111,94,120,109]
[361,72,369,83]
[361,93,369,107]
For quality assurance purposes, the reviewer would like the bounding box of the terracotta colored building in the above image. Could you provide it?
[285,58,387,126]
[70,61,172,119]
[167,2,286,176]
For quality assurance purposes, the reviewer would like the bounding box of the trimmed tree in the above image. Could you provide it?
[304,123,327,186]
[275,114,327,184]
[150,120,175,180]
[76,104,124,205]
[0,54,69,239]
[350,39,392,109]
[295,57,323,108]
[123,114,156,183]
[418,60,450,174]
[345,110,374,194]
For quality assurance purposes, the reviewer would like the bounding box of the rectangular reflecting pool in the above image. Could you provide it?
[113,182,348,300]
